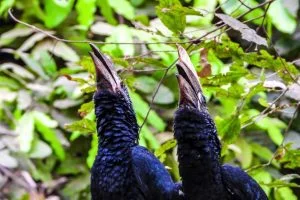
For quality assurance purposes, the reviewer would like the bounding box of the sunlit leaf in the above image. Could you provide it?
[0,0,15,17]
[250,169,272,196]
[235,138,252,168]
[44,0,75,28]
[29,140,52,159]
[97,0,117,25]
[268,0,297,34]
[65,118,96,134]
[156,0,186,34]
[129,89,166,131]
[35,119,65,160]
[154,139,176,158]
[109,0,135,20]
[216,114,241,144]
[16,112,35,153]
[76,0,97,28]
[274,187,297,200]
[0,76,20,90]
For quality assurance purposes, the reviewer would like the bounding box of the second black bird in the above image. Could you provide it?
[174,45,268,200]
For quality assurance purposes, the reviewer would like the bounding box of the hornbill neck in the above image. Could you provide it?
[174,45,225,198]
[90,43,138,147]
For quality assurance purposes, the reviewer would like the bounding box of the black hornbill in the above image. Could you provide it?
[89,44,183,200]
[173,45,268,200]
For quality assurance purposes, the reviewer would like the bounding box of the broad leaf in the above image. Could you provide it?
[16,112,35,153]
[44,0,75,28]
[76,0,97,28]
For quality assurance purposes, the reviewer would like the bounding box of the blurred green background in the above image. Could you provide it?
[0,0,300,199]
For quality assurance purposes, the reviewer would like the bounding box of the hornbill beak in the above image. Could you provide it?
[89,43,121,92]
[176,45,206,110]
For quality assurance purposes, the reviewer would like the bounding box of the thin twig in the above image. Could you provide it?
[242,88,289,129]
[8,9,190,45]
[237,0,252,10]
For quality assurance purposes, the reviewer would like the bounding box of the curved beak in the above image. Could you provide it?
[176,45,206,110]
[89,43,121,92]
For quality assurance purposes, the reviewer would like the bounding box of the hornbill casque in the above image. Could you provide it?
[89,44,183,200]
[174,45,268,200]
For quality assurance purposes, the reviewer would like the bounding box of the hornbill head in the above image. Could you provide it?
[89,43,134,111]
[89,43,138,133]
[176,45,207,111]
[89,43,122,93]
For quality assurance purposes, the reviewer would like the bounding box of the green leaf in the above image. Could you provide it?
[16,112,35,153]
[265,179,300,188]
[65,118,96,134]
[250,169,272,196]
[76,0,97,28]
[62,174,90,196]
[29,140,52,159]
[149,84,174,105]
[190,0,217,25]
[129,89,166,131]
[235,138,252,168]
[39,51,57,77]
[268,0,297,34]
[0,0,15,17]
[134,76,174,104]
[219,0,264,24]
[34,117,65,160]
[256,117,286,145]
[155,139,177,158]
[134,76,157,94]
[79,101,94,116]
[156,0,186,34]
[57,154,87,175]
[0,76,20,90]
[109,0,135,20]
[207,49,223,75]
[250,143,279,168]
[250,143,273,161]
[30,158,55,182]
[216,114,241,144]
[32,111,58,128]
[18,52,49,80]
[280,149,300,169]
[274,187,297,200]
[156,0,203,33]
[137,116,160,150]
[87,134,98,168]
[102,25,134,56]
[97,0,117,25]
[44,0,75,28]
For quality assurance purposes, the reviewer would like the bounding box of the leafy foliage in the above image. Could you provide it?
[0,0,300,199]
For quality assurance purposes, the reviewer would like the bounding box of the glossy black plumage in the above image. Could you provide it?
[90,44,182,200]
[174,45,268,200]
